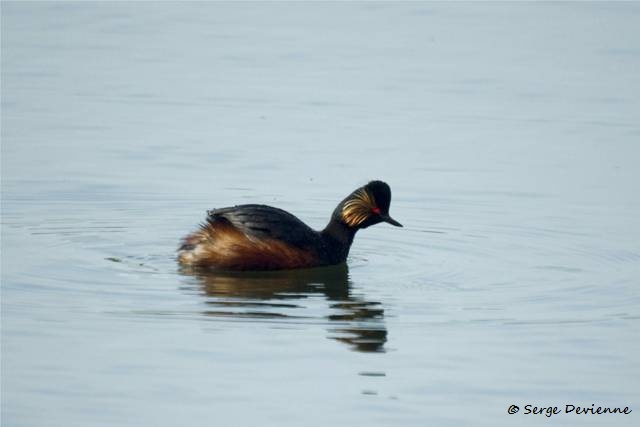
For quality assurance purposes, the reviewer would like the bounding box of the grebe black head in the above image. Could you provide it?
[335,180,403,229]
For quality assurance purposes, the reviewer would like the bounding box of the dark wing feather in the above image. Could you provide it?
[206,204,320,249]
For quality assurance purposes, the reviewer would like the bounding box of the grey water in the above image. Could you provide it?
[2,2,639,426]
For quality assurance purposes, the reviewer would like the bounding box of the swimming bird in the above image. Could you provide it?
[178,180,402,270]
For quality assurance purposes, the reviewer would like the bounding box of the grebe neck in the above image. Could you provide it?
[319,218,357,264]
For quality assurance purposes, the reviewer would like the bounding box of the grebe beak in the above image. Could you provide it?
[381,215,403,227]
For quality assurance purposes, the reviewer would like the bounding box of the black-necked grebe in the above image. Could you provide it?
[178,180,402,270]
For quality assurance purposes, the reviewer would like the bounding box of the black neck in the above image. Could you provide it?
[319,218,357,265]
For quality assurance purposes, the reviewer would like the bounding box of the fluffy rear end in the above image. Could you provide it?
[177,227,210,266]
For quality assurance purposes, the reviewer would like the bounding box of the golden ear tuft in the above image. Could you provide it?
[342,188,377,227]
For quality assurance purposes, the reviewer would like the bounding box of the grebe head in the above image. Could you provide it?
[337,180,402,229]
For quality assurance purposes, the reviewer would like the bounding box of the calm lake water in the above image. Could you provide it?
[2,2,639,426]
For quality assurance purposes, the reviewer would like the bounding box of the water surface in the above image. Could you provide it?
[2,3,639,426]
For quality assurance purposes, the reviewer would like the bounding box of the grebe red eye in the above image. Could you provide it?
[371,207,381,215]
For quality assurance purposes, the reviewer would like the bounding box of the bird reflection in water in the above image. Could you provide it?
[179,264,387,352]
